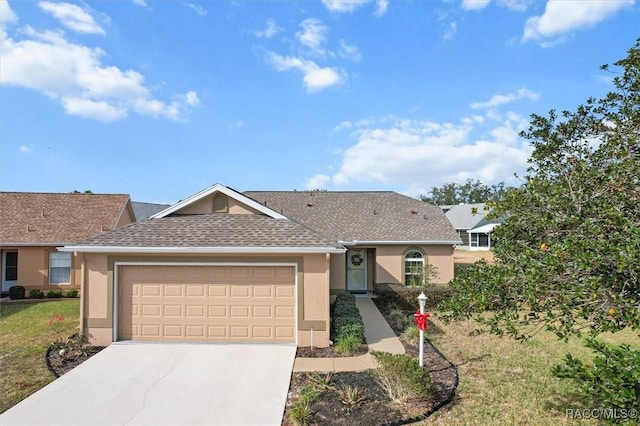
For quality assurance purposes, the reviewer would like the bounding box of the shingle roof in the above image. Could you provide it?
[0,192,131,244]
[443,203,488,230]
[132,202,170,222]
[244,191,460,243]
[70,214,342,249]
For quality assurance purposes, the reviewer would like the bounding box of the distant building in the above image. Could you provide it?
[441,203,501,251]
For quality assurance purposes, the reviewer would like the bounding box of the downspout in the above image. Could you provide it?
[78,253,85,335]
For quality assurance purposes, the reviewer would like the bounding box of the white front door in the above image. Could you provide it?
[2,250,18,292]
[347,249,367,292]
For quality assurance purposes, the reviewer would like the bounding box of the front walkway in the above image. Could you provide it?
[293,297,405,372]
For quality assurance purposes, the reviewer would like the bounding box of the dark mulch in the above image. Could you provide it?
[46,345,105,378]
[283,305,458,425]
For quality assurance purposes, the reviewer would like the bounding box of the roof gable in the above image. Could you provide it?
[0,192,133,244]
[244,191,460,244]
[151,184,286,219]
[444,203,488,230]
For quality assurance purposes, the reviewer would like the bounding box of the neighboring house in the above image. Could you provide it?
[467,217,501,251]
[442,203,488,247]
[61,184,460,348]
[131,201,170,221]
[0,192,135,295]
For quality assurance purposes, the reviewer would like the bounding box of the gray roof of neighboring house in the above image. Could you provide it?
[68,214,342,249]
[443,203,489,230]
[244,191,460,243]
[132,202,171,222]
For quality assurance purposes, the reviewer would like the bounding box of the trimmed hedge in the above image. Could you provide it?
[29,289,45,299]
[9,286,25,300]
[374,283,453,311]
[65,289,79,298]
[331,293,365,344]
[46,290,64,298]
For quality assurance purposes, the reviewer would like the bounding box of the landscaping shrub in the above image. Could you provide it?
[289,401,312,426]
[400,324,421,346]
[29,289,45,299]
[374,283,452,312]
[371,351,433,403]
[8,285,25,300]
[46,290,64,299]
[65,289,78,298]
[331,293,365,344]
[552,339,640,415]
[333,334,362,355]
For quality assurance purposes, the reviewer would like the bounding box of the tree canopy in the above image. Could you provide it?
[420,179,509,205]
[441,39,640,411]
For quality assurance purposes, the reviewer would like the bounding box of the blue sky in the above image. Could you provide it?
[1,0,638,204]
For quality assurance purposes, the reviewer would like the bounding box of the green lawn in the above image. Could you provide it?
[421,315,639,425]
[0,300,80,413]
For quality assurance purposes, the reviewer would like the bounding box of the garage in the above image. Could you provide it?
[117,264,296,343]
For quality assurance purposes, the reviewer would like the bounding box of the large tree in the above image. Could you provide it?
[420,179,509,205]
[441,39,640,411]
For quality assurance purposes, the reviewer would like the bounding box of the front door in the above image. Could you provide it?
[347,249,367,292]
[2,250,18,292]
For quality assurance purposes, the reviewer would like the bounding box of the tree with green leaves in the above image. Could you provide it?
[441,39,640,413]
[420,179,509,205]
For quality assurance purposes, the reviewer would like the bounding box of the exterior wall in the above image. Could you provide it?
[115,204,136,228]
[329,252,346,292]
[375,245,454,285]
[174,194,261,215]
[82,252,331,347]
[1,246,81,291]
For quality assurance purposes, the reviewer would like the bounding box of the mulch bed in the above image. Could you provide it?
[296,344,368,358]
[282,306,458,425]
[46,345,105,378]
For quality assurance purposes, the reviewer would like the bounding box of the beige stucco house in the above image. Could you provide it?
[62,184,461,348]
[0,192,135,295]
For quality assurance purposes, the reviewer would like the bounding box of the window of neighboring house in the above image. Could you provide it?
[49,252,72,285]
[404,250,425,286]
[5,251,18,281]
[213,194,228,213]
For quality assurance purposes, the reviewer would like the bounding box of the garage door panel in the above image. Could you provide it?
[119,265,295,343]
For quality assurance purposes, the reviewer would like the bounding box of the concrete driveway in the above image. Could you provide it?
[1,342,296,426]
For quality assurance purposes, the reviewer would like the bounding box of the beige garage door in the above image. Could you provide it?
[118,265,296,343]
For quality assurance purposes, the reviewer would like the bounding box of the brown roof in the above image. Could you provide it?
[71,214,342,249]
[0,192,131,244]
[244,191,460,243]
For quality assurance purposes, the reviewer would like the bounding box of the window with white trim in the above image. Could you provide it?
[404,250,425,286]
[49,252,72,285]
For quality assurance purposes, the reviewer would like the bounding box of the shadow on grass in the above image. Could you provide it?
[543,391,592,416]
[0,302,40,320]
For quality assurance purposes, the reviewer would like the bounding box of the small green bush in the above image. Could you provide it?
[8,286,25,300]
[65,289,79,298]
[371,351,433,403]
[374,283,452,312]
[552,339,640,415]
[400,324,421,346]
[298,385,320,405]
[334,334,362,355]
[46,290,64,299]
[331,293,365,344]
[29,289,45,299]
[289,401,313,426]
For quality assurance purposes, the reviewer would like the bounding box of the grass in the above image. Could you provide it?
[419,314,639,425]
[0,300,80,413]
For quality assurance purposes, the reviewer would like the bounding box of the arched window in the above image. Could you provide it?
[404,250,425,286]
[213,194,228,213]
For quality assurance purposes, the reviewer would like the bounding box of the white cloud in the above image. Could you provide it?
[229,120,244,130]
[255,18,282,38]
[470,88,539,109]
[38,2,105,35]
[19,145,32,153]
[462,0,491,11]
[322,0,388,15]
[497,0,533,11]
[523,0,634,45]
[268,53,345,92]
[305,174,331,190]
[296,18,328,56]
[1,1,17,26]
[324,116,532,196]
[339,40,361,61]
[1,20,198,122]
[186,3,207,16]
[444,21,458,40]
[132,0,147,6]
